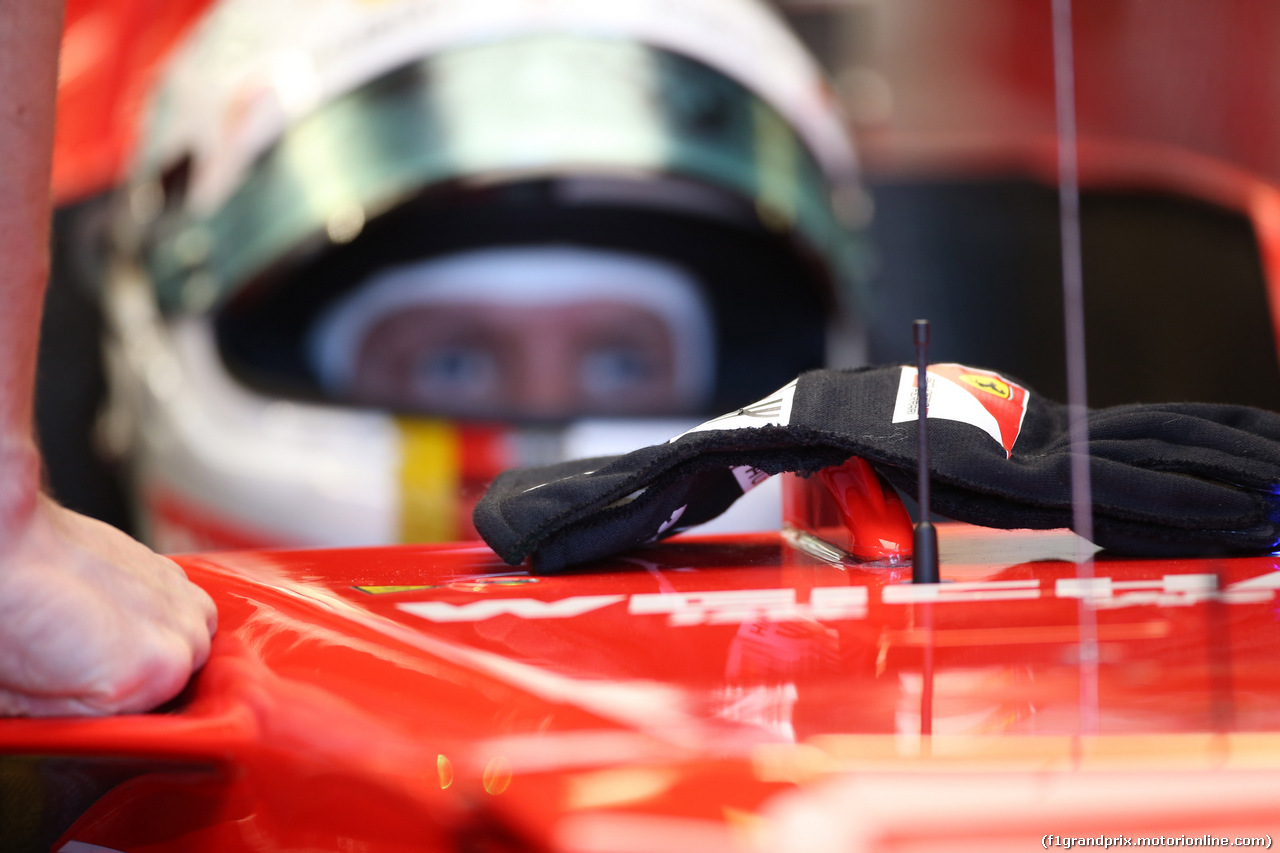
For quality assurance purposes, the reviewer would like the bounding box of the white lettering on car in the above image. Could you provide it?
[629,587,869,626]
[393,573,1278,624]
[399,594,626,622]
[1055,572,1279,607]
[882,579,1040,604]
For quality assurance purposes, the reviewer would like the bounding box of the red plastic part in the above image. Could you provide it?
[782,457,914,562]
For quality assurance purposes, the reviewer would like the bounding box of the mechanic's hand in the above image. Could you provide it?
[0,493,217,716]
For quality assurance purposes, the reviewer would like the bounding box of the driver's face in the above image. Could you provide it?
[344,300,687,419]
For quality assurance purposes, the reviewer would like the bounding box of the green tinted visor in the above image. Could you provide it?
[149,34,860,313]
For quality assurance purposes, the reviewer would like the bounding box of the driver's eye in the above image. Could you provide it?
[413,346,498,397]
[579,346,658,398]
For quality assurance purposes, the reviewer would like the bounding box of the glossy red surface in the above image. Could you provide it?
[783,462,914,562]
[31,5,1280,849]
[4,525,1280,851]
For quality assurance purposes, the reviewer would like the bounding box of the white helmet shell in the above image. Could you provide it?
[106,0,858,551]
[140,0,858,215]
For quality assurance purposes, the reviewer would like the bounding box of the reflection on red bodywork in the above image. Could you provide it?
[2,529,1279,849]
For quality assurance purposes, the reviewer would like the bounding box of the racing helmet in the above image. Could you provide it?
[102,0,867,551]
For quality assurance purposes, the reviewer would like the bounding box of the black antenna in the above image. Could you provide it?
[912,319,940,584]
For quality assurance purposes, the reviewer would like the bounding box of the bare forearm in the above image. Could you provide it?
[0,0,64,442]
[0,2,218,717]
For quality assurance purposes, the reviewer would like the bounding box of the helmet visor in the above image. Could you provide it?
[147,34,853,313]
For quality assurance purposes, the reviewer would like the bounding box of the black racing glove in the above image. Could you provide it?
[474,364,1280,573]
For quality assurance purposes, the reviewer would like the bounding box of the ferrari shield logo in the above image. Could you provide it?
[960,373,1013,400]
[892,364,1030,458]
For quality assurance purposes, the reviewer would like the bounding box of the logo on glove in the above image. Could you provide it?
[892,364,1030,458]
[961,374,1013,400]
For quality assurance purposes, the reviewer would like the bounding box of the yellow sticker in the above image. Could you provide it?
[397,418,460,542]
[960,373,1012,400]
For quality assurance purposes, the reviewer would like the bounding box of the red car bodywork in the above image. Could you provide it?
[25,4,1280,849]
[4,486,1280,850]
[19,131,1280,850]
